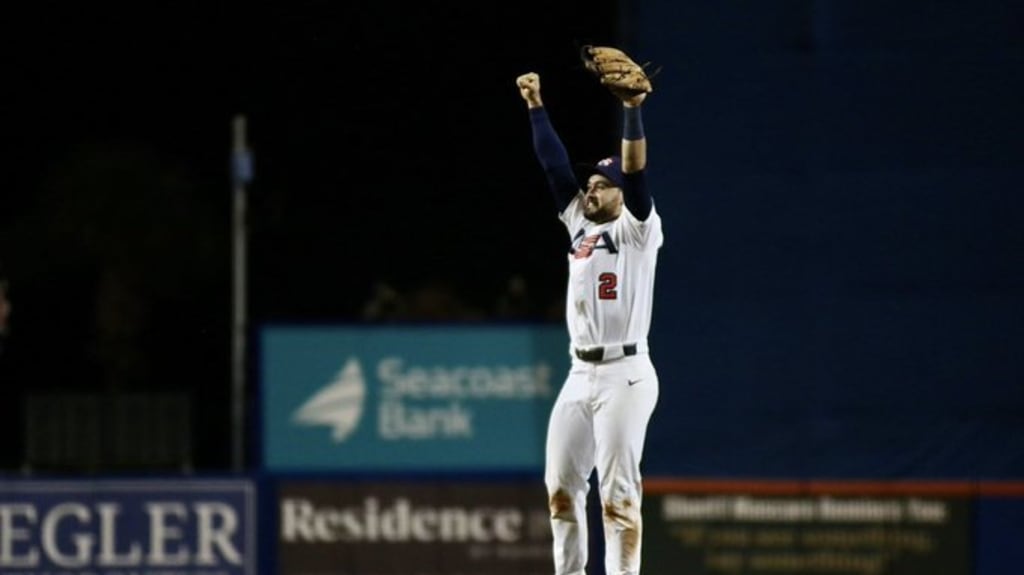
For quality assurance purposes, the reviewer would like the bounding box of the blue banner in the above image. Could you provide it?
[0,478,256,575]
[260,325,569,471]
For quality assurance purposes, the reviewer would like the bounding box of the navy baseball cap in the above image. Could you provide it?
[576,155,625,189]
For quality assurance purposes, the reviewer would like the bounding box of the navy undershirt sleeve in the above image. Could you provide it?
[622,170,653,220]
[529,107,580,213]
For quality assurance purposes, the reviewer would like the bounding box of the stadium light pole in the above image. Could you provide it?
[231,115,253,472]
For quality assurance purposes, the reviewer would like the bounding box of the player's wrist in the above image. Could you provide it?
[623,105,645,141]
[622,93,646,107]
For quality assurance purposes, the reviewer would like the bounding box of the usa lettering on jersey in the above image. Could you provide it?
[570,229,618,259]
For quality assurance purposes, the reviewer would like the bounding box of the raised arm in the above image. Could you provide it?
[621,96,647,174]
[579,45,655,220]
[516,72,580,213]
[619,94,653,220]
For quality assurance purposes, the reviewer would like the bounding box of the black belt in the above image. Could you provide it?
[575,343,638,363]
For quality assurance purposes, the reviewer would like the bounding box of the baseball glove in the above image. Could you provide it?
[580,45,660,100]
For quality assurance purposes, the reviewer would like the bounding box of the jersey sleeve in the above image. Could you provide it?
[529,108,583,213]
[621,169,653,221]
[558,194,586,236]
[620,201,663,250]
[619,170,661,248]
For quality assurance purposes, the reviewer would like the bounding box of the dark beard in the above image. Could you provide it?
[584,205,618,223]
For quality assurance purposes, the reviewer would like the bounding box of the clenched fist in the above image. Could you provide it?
[516,72,543,108]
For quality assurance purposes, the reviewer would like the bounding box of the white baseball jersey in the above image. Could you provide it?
[559,195,663,352]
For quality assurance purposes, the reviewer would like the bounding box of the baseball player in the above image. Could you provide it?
[516,48,663,575]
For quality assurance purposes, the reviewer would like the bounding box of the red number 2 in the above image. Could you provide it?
[598,272,618,300]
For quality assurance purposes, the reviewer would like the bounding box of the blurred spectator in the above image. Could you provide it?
[495,273,535,320]
[361,281,408,322]
[0,266,23,469]
[0,272,10,356]
[405,279,483,321]
[362,276,558,323]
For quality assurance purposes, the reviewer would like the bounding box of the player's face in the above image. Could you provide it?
[583,176,623,223]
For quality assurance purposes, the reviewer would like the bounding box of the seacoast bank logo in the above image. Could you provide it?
[292,358,366,442]
[292,356,553,442]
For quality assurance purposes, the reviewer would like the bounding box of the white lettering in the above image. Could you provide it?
[662,496,733,521]
[280,498,318,542]
[41,503,92,568]
[906,498,947,523]
[733,497,816,522]
[660,495,944,525]
[1,499,245,569]
[194,502,242,565]
[97,503,142,566]
[146,502,189,566]
[379,401,473,439]
[0,505,39,567]
[279,497,523,543]
[377,358,553,400]
[818,497,904,523]
[379,499,409,540]
[491,511,522,542]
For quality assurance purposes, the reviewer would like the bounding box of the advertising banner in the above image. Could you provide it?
[641,481,971,575]
[0,478,257,575]
[276,479,552,575]
[260,325,568,471]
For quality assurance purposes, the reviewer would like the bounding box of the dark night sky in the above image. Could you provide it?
[4,2,1023,477]
[2,1,623,467]
[7,2,625,315]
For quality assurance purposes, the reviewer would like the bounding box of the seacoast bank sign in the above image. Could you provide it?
[260,325,569,472]
[0,479,256,575]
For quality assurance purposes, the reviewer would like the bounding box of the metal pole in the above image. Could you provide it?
[231,115,252,472]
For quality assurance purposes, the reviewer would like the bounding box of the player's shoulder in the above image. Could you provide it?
[615,203,663,248]
[622,201,661,226]
[558,193,587,226]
